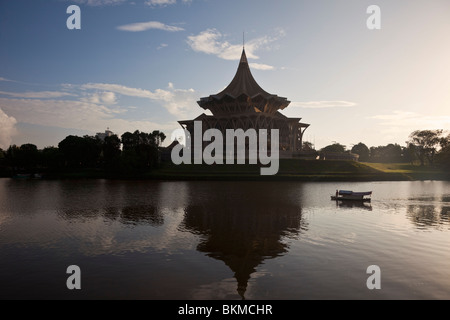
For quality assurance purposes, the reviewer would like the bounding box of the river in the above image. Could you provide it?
[0,179,449,299]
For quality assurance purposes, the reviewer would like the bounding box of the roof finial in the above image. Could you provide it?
[243,31,245,49]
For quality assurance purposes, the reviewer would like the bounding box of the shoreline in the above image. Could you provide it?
[3,160,449,182]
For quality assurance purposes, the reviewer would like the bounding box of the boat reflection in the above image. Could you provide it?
[334,200,373,211]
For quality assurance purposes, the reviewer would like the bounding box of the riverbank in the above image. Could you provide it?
[6,160,447,181]
[152,160,448,181]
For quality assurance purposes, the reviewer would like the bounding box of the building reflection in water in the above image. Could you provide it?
[178,183,308,299]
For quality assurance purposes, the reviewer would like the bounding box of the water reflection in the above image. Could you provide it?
[2,180,450,299]
[115,205,162,226]
[407,204,450,229]
[179,183,308,299]
[334,200,373,211]
[58,205,163,226]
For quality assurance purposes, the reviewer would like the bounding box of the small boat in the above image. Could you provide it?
[331,190,372,202]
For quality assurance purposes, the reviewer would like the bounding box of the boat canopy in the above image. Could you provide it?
[339,190,372,196]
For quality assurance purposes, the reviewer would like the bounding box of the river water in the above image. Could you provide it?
[0,179,449,300]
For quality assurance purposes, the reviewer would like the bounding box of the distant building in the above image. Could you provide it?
[178,48,310,158]
[96,128,114,141]
[160,140,180,162]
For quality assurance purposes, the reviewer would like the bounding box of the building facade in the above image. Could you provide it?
[179,48,309,158]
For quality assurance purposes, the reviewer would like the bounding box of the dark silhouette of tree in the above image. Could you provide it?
[120,130,161,171]
[369,143,403,163]
[436,133,450,170]
[121,131,136,152]
[5,144,39,171]
[402,144,416,165]
[152,130,166,148]
[102,134,121,169]
[20,144,39,169]
[436,146,450,170]
[351,143,370,162]
[1,128,167,176]
[41,146,64,169]
[58,135,102,168]
[302,141,315,151]
[439,133,450,149]
[0,148,8,176]
[5,145,19,167]
[321,143,346,153]
[407,130,444,166]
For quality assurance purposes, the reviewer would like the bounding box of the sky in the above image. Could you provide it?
[1,0,450,150]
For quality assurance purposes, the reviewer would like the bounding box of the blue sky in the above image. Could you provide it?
[1,0,450,150]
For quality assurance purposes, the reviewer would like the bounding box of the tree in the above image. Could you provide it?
[407,130,444,166]
[120,130,164,171]
[402,144,416,165]
[321,143,346,153]
[0,148,7,176]
[121,131,136,152]
[102,134,121,168]
[58,135,102,168]
[436,133,450,170]
[5,144,39,171]
[41,146,64,169]
[351,143,370,162]
[19,144,39,169]
[152,130,166,148]
[369,143,403,163]
[5,145,19,167]
[302,141,315,151]
[436,146,450,169]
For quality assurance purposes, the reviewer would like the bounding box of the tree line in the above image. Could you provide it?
[1,128,449,176]
[0,130,166,176]
[304,129,450,168]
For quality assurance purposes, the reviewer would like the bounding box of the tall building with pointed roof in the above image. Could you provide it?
[179,48,309,157]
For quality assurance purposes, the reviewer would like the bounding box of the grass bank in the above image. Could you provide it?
[151,160,449,181]
[10,160,448,181]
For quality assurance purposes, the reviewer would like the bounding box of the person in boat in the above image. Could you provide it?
[336,190,338,197]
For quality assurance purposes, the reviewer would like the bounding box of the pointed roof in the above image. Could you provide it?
[212,49,272,99]
[197,48,291,113]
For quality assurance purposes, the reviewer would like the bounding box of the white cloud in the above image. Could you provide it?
[159,84,197,118]
[0,82,198,137]
[72,0,128,6]
[117,21,184,32]
[249,63,275,71]
[0,98,173,137]
[79,82,197,118]
[372,110,450,129]
[157,43,168,50]
[145,0,191,7]
[0,77,15,82]
[145,0,176,6]
[0,90,74,99]
[80,83,170,100]
[0,80,200,147]
[290,101,357,108]
[81,91,117,105]
[370,110,450,143]
[187,29,251,60]
[0,108,17,149]
[186,28,285,61]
